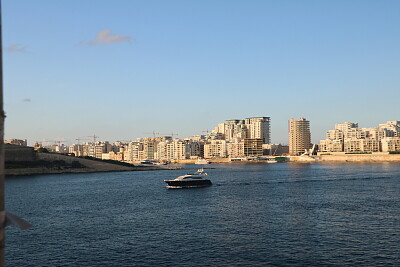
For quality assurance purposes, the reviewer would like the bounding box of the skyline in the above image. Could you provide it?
[3,0,400,145]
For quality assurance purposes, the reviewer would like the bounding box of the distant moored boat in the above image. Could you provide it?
[195,159,211,164]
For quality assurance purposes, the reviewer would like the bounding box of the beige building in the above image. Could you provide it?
[140,138,157,160]
[319,139,343,153]
[204,140,227,158]
[126,141,140,161]
[210,116,271,144]
[344,139,379,153]
[381,137,400,152]
[320,121,400,153]
[227,141,245,158]
[289,118,311,155]
[244,117,271,144]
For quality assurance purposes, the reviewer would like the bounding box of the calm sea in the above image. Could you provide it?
[5,163,400,266]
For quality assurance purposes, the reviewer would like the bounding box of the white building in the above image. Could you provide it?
[320,121,400,153]
[244,117,270,144]
[209,116,270,144]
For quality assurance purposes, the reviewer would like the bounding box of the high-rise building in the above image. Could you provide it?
[244,117,271,144]
[289,117,312,156]
[210,117,271,144]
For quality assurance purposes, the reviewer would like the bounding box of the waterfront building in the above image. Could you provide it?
[88,145,104,159]
[378,121,400,138]
[381,137,400,152]
[87,141,112,159]
[320,121,400,153]
[326,129,344,141]
[227,141,245,158]
[127,142,140,161]
[210,116,271,144]
[335,122,358,132]
[344,139,379,153]
[69,144,85,156]
[244,138,263,157]
[289,118,312,156]
[244,117,271,144]
[102,151,124,161]
[165,139,186,160]
[224,120,247,142]
[319,139,343,153]
[204,140,227,158]
[141,138,157,160]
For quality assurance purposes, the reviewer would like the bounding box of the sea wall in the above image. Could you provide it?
[171,158,231,164]
[317,153,400,162]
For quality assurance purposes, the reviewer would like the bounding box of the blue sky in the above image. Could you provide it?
[3,0,400,145]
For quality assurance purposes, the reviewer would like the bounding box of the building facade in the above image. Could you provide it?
[288,118,312,156]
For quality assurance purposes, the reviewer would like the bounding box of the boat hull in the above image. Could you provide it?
[164,179,212,188]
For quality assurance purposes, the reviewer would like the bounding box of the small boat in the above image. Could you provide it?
[195,159,211,164]
[164,168,212,188]
[140,160,154,165]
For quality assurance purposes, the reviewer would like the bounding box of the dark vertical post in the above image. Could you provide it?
[0,0,5,265]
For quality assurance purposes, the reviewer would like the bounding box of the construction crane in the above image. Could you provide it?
[144,131,160,138]
[202,129,211,134]
[161,132,179,138]
[75,137,90,145]
[35,139,57,146]
[87,135,99,143]
[54,138,67,146]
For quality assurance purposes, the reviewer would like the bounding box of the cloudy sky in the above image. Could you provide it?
[3,0,400,145]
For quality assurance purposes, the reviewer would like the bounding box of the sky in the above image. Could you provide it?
[3,0,400,145]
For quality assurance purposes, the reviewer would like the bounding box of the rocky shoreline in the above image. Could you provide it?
[5,153,176,177]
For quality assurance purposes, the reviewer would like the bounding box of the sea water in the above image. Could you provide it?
[5,163,400,266]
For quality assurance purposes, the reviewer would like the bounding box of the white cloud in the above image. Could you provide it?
[84,29,131,46]
[4,44,27,53]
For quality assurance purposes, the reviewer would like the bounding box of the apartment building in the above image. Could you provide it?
[344,139,379,153]
[204,140,227,158]
[288,118,312,156]
[244,117,271,144]
[381,137,400,152]
[320,121,400,153]
[210,116,271,144]
[319,139,343,153]
[126,141,140,161]
[243,138,263,157]
[227,141,245,158]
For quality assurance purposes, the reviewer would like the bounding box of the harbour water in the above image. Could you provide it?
[5,163,400,266]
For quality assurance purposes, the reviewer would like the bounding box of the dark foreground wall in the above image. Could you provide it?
[4,144,36,162]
